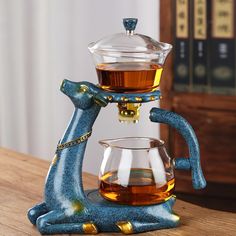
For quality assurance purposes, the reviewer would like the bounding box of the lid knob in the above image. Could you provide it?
[123,18,138,35]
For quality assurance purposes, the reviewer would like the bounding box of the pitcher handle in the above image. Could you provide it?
[150,107,206,190]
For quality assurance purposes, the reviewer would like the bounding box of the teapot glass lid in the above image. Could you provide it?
[88,18,172,62]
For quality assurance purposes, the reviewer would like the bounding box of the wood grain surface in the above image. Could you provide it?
[0,147,235,236]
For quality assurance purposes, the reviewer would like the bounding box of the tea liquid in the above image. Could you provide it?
[96,62,163,93]
[99,168,175,206]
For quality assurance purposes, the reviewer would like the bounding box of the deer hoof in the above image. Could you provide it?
[82,222,98,234]
[116,221,133,234]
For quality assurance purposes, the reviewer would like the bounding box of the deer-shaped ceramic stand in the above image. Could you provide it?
[28,80,206,235]
[28,18,206,235]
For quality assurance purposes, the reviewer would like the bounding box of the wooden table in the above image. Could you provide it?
[0,147,236,236]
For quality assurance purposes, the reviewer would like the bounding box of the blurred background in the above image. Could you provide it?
[160,0,236,212]
[0,0,159,174]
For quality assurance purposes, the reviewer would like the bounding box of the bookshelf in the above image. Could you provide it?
[160,0,236,198]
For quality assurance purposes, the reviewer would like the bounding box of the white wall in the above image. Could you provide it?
[0,0,160,175]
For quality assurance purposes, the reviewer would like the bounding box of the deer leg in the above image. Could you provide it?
[116,217,179,235]
[36,210,98,235]
[134,214,179,234]
[27,202,48,225]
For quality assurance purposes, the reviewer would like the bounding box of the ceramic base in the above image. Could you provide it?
[28,189,179,235]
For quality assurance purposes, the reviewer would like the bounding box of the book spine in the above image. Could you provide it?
[210,0,235,95]
[174,0,191,92]
[192,0,208,92]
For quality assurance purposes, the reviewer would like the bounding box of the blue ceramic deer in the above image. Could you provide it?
[28,79,206,235]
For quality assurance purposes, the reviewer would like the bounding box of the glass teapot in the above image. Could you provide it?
[88,18,172,93]
[99,137,175,206]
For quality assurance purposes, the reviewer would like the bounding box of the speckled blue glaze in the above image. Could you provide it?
[28,80,205,235]
[123,18,138,31]
[150,108,206,190]
[70,81,161,104]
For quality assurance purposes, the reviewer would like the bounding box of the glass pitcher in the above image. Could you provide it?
[99,137,175,206]
[88,18,172,93]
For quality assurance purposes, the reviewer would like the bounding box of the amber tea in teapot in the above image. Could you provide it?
[89,17,171,94]
[96,62,163,93]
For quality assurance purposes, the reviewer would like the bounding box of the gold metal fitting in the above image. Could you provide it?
[60,80,65,90]
[94,96,108,107]
[117,103,141,123]
[135,97,142,102]
[72,200,84,213]
[173,214,180,222]
[82,222,98,234]
[116,221,133,234]
[107,95,113,101]
[121,96,129,102]
[51,154,58,166]
[56,131,92,151]
[79,85,89,93]
[150,95,156,101]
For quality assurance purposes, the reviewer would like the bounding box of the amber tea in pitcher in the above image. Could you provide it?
[96,62,163,93]
[99,169,175,206]
[99,137,175,206]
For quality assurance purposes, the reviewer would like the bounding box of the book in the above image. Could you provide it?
[173,0,191,92]
[209,0,235,95]
[192,0,209,92]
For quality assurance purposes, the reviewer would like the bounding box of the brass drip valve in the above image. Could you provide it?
[117,103,141,123]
